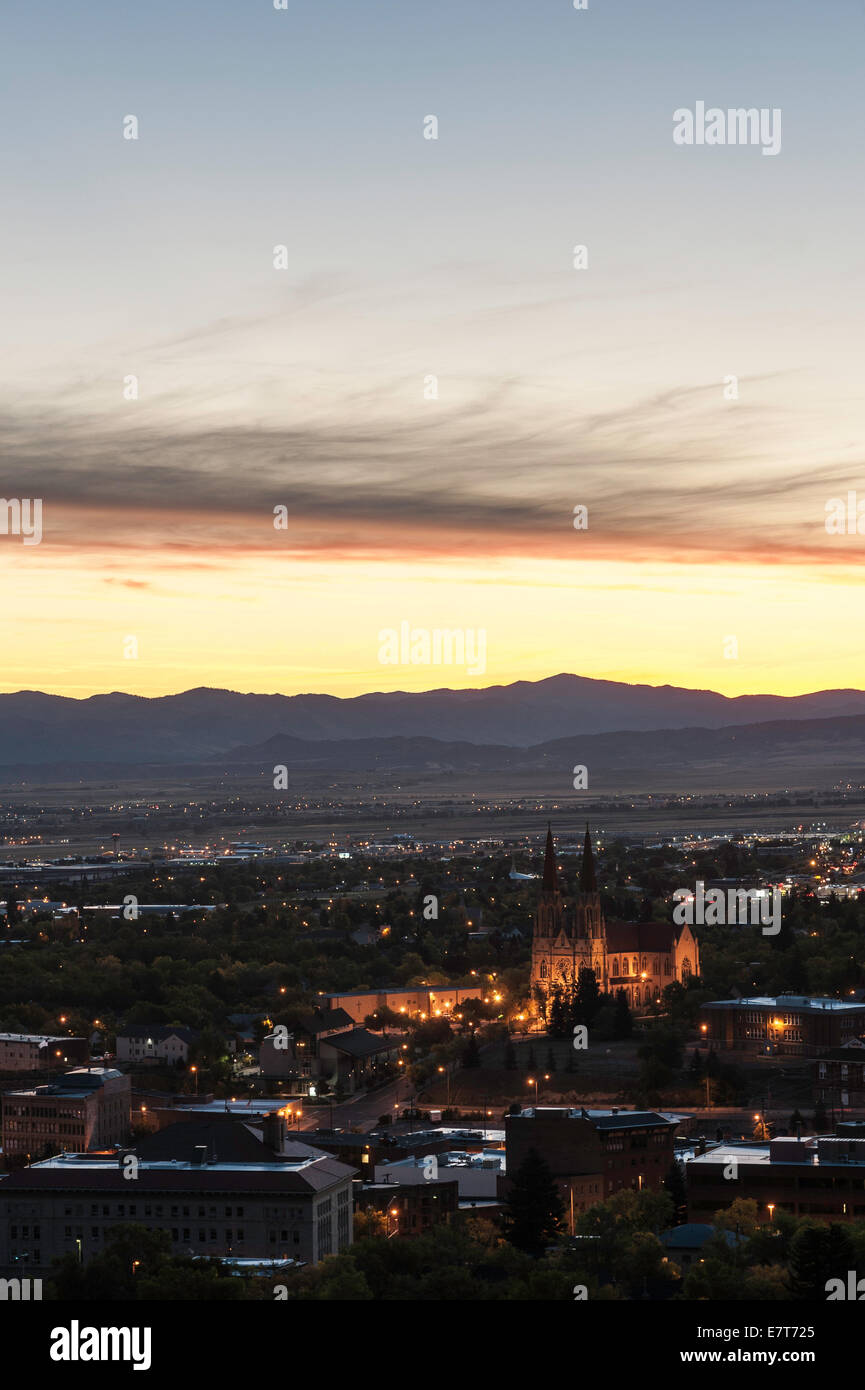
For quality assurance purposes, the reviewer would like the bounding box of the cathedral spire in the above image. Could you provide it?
[542,822,559,892]
[579,823,597,893]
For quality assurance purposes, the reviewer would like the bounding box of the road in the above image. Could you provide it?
[293,1078,410,1134]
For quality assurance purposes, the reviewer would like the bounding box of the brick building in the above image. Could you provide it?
[356,1179,459,1237]
[322,986,483,1025]
[1,1068,131,1159]
[699,996,865,1057]
[505,1106,680,1230]
[0,1034,90,1073]
[815,1038,865,1113]
[0,1143,355,1278]
[687,1134,865,1223]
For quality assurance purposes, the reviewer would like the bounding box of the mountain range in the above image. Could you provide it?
[1,675,865,775]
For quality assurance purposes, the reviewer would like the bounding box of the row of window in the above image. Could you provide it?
[62,1203,249,1218]
[62,1225,255,1244]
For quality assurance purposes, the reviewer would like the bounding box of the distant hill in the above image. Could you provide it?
[2,675,865,766]
[222,713,865,781]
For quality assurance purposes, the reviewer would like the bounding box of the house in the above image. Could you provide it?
[116,1026,199,1067]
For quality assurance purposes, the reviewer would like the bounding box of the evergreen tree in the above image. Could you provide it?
[545,1046,556,1075]
[503,1039,518,1071]
[788,1223,855,1300]
[526,1044,537,1072]
[688,1047,703,1082]
[548,986,567,1038]
[503,1148,565,1256]
[662,1161,687,1223]
[613,989,633,1039]
[461,1031,481,1069]
[575,966,600,1026]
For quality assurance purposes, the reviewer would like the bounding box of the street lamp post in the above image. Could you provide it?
[437,1065,451,1106]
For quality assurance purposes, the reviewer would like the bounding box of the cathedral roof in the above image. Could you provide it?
[605,921,678,953]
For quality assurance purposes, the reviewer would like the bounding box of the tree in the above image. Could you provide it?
[662,1161,687,1223]
[47,1224,249,1301]
[545,1046,556,1075]
[503,1039,518,1070]
[526,1044,537,1072]
[788,1223,855,1300]
[503,1148,565,1256]
[461,1031,481,1069]
[548,986,567,1038]
[613,989,632,1039]
[575,966,600,1026]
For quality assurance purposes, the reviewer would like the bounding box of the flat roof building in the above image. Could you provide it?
[687,1134,865,1223]
[505,1106,682,1230]
[0,1142,355,1277]
[699,996,865,1056]
[1,1068,130,1159]
[0,1034,90,1073]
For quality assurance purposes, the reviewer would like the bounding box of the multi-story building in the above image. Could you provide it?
[505,1106,680,1230]
[1,1068,131,1159]
[699,996,865,1057]
[356,1180,459,1236]
[115,1025,198,1067]
[687,1135,865,1223]
[815,1038,865,1113]
[322,986,483,1025]
[0,1034,90,1073]
[0,1144,355,1277]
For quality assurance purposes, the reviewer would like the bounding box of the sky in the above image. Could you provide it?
[2,0,864,699]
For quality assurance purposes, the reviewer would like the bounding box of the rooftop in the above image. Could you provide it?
[513,1107,682,1130]
[703,995,865,1014]
[1,1150,356,1193]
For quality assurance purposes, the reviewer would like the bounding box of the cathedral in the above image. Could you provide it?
[530,825,699,1015]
